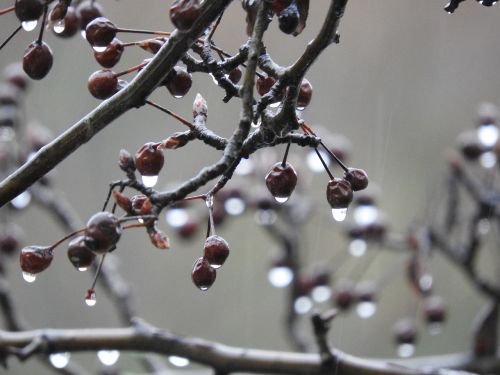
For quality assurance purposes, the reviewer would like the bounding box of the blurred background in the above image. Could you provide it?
[1,0,500,373]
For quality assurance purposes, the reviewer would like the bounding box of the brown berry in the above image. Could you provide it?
[256,76,276,96]
[265,162,298,202]
[297,78,312,108]
[344,168,369,191]
[134,142,164,176]
[15,0,44,22]
[191,257,216,290]
[20,245,53,274]
[87,69,118,99]
[76,0,103,30]
[228,67,242,84]
[85,17,116,47]
[164,66,192,98]
[84,212,122,253]
[22,41,54,80]
[170,0,200,31]
[94,38,124,68]
[52,6,80,38]
[326,178,353,209]
[278,2,299,34]
[67,235,96,270]
[203,235,229,268]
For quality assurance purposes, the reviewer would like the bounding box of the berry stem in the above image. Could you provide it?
[0,25,22,50]
[51,227,87,250]
[37,5,48,45]
[0,5,15,15]
[179,194,207,202]
[207,11,225,41]
[281,138,292,167]
[89,253,107,291]
[114,61,149,78]
[314,148,334,180]
[319,141,349,173]
[145,100,194,129]
[116,28,171,37]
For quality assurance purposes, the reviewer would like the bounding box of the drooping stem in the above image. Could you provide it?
[0,25,22,50]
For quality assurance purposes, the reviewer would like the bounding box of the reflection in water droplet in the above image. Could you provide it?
[97,350,120,366]
[85,291,97,306]
[199,286,209,291]
[11,191,31,209]
[275,196,289,204]
[78,267,88,272]
[142,175,158,187]
[22,20,38,32]
[349,239,367,257]
[294,296,313,314]
[397,343,415,358]
[49,352,71,369]
[224,197,245,216]
[307,149,329,173]
[93,45,107,52]
[53,20,65,34]
[356,301,377,319]
[166,208,188,228]
[169,355,190,367]
[332,208,347,222]
[268,266,293,288]
[477,124,499,147]
[311,285,331,303]
[22,272,36,283]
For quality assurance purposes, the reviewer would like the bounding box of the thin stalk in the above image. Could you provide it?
[114,61,149,78]
[146,100,194,129]
[37,5,48,44]
[314,148,334,180]
[0,25,22,50]
[0,5,15,15]
[281,138,292,167]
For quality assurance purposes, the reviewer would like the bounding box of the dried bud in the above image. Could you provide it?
[148,228,170,249]
[138,38,166,54]
[112,191,132,213]
[118,149,136,172]
[170,0,200,31]
[163,132,189,150]
[193,93,208,117]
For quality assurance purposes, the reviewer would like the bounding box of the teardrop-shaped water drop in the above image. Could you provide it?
[11,191,31,209]
[97,350,120,366]
[142,175,158,187]
[209,263,222,269]
[85,290,97,306]
[332,208,347,222]
[22,20,38,32]
[53,20,65,34]
[49,352,71,369]
[77,267,87,272]
[93,45,107,53]
[168,356,190,367]
[22,272,36,283]
[275,196,289,204]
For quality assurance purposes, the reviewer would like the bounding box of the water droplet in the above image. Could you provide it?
[296,106,305,111]
[234,158,254,175]
[80,30,86,39]
[419,274,433,293]
[166,208,189,228]
[480,151,497,168]
[174,95,183,99]
[209,263,222,269]
[21,20,38,32]
[428,323,443,335]
[349,239,367,257]
[274,196,289,204]
[205,195,214,209]
[294,296,313,314]
[332,208,347,222]
[268,266,293,288]
[97,350,120,366]
[138,218,144,224]
[353,205,378,225]
[269,101,281,108]
[199,286,209,291]
[254,209,277,226]
[22,272,36,283]
[53,20,65,34]
[49,352,71,369]
[477,124,499,147]
[306,149,329,173]
[168,355,190,367]
[93,45,107,52]
[11,191,31,209]
[224,197,245,216]
[356,301,377,319]
[85,291,97,306]
[78,267,87,272]
[397,343,415,358]
[142,175,158,187]
[312,285,332,303]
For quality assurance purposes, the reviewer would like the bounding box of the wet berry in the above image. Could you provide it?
[170,0,200,31]
[278,2,299,34]
[191,257,216,290]
[94,39,124,68]
[85,17,116,47]
[326,178,353,209]
[164,66,192,98]
[265,162,298,201]
[84,212,122,253]
[256,76,276,96]
[20,245,53,274]
[134,142,164,176]
[22,42,54,80]
[53,6,80,38]
[344,168,369,191]
[49,2,68,22]
[203,235,229,268]
[297,78,312,108]
[15,0,44,22]
[87,69,118,99]
[228,67,242,84]
[67,235,96,270]
[76,0,103,30]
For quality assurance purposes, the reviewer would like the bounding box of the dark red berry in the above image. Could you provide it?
[52,6,80,38]
[191,257,216,290]
[228,67,242,84]
[203,235,229,268]
[256,76,276,96]
[265,162,298,201]
[15,0,44,22]
[278,2,299,34]
[297,78,312,108]
[22,41,54,80]
[84,212,122,253]
[76,0,103,30]
[334,281,354,310]
[20,245,53,274]
[67,235,96,270]
[87,69,118,99]
[344,168,369,191]
[170,0,200,31]
[94,38,123,68]
[164,66,192,98]
[134,142,164,176]
[393,319,418,345]
[423,296,447,324]
[85,17,116,47]
[326,178,353,209]
[49,2,68,22]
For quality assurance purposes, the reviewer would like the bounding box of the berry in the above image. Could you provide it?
[423,296,447,324]
[22,42,54,80]
[20,245,53,274]
[94,39,124,68]
[52,6,80,38]
[76,0,103,30]
[297,78,312,108]
[265,162,298,201]
[49,2,68,22]
[87,69,118,99]
[278,2,299,34]
[344,168,369,191]
[15,0,44,22]
[130,195,153,215]
[134,142,164,176]
[164,66,192,98]
[85,17,117,47]
[393,319,418,345]
[191,257,216,290]
[170,0,200,31]
[256,76,276,96]
[67,235,96,270]
[334,281,354,310]
[203,235,229,268]
[177,221,199,239]
[228,67,242,84]
[326,178,353,209]
[84,212,122,253]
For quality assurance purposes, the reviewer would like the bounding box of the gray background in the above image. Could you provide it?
[1,0,500,373]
